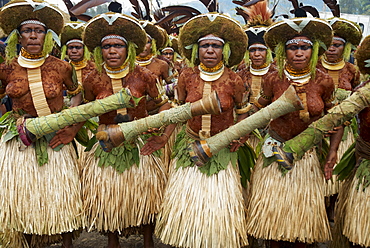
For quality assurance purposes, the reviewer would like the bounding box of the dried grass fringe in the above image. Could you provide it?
[247,134,261,151]
[155,159,249,248]
[246,149,331,243]
[161,124,182,175]
[82,143,166,233]
[0,138,83,237]
[0,229,82,248]
[333,171,370,247]
[324,131,355,196]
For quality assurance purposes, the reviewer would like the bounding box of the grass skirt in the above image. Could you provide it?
[247,134,261,151]
[161,124,182,175]
[0,138,83,246]
[333,171,370,247]
[155,159,249,248]
[82,143,166,233]
[246,149,331,243]
[324,130,355,196]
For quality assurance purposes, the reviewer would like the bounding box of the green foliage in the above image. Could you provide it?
[274,42,285,78]
[0,111,18,141]
[94,134,161,173]
[334,141,356,180]
[173,128,237,176]
[309,41,320,79]
[93,46,103,73]
[34,136,48,166]
[342,42,353,62]
[60,45,67,60]
[222,42,231,66]
[340,0,370,15]
[151,39,158,55]
[356,158,370,190]
[190,43,198,67]
[316,138,329,166]
[237,143,256,188]
[83,46,91,61]
[5,30,19,63]
[127,41,137,71]
[42,31,54,57]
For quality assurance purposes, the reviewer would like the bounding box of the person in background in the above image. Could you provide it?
[317,17,362,221]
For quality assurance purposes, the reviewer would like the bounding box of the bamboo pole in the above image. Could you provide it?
[189,85,304,166]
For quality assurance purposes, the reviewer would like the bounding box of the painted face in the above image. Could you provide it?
[138,37,152,58]
[325,36,345,62]
[18,23,46,54]
[67,41,84,62]
[285,36,313,70]
[249,44,267,67]
[101,38,127,68]
[161,48,174,61]
[198,34,224,68]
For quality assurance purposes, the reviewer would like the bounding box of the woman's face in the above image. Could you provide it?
[198,34,223,68]
[18,23,46,54]
[161,48,174,61]
[285,36,312,70]
[325,36,345,62]
[101,38,127,68]
[67,42,84,62]
[249,45,267,67]
[138,37,152,58]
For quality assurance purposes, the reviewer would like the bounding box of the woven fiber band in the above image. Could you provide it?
[101,35,127,44]
[198,36,225,44]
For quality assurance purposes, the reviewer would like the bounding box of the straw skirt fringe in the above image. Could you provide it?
[0,138,83,236]
[324,131,354,196]
[82,143,166,233]
[155,159,249,248]
[0,228,82,248]
[246,149,331,243]
[247,135,261,151]
[334,172,370,247]
[161,124,182,175]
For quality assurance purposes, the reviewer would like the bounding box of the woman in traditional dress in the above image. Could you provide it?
[60,21,96,169]
[149,13,250,248]
[60,22,96,91]
[246,17,339,248]
[80,13,173,248]
[136,22,171,87]
[236,0,275,149]
[332,35,370,248]
[317,17,362,217]
[0,0,83,247]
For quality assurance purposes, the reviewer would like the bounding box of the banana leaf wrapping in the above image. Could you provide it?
[283,82,370,160]
[118,103,193,142]
[206,86,302,155]
[25,89,137,138]
[188,85,303,167]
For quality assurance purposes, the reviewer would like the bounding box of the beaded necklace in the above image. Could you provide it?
[199,61,225,82]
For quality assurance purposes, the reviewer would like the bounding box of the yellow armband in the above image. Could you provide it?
[67,83,83,97]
